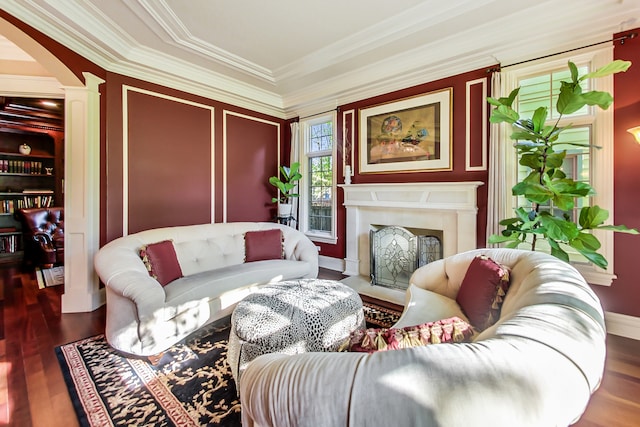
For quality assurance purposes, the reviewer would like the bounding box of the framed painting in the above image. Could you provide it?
[358,87,452,173]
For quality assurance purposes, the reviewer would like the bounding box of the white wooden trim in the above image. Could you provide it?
[61,73,105,313]
[465,77,487,171]
[605,312,640,341]
[318,255,344,272]
[342,109,355,178]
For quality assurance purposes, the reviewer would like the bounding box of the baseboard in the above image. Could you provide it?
[605,311,640,340]
[318,255,344,272]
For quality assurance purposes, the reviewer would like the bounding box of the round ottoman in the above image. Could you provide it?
[227,279,364,384]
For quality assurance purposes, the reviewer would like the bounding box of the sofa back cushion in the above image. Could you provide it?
[174,234,246,276]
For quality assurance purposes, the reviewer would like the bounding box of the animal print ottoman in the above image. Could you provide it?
[227,279,365,384]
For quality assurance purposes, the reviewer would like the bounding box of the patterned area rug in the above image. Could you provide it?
[56,301,402,426]
[56,316,241,427]
[362,300,403,328]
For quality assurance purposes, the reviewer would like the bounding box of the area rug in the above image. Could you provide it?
[36,265,64,289]
[56,316,241,427]
[56,303,401,426]
[362,299,402,328]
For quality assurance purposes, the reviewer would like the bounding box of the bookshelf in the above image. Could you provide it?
[0,128,57,263]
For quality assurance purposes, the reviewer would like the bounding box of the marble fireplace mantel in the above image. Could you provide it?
[339,182,484,277]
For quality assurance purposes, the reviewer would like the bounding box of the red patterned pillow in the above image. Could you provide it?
[456,255,511,331]
[245,229,284,262]
[139,240,183,287]
[340,317,475,353]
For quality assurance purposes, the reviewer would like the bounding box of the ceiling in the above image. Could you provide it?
[2,0,640,118]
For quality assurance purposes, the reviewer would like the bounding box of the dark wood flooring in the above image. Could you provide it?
[1,265,639,426]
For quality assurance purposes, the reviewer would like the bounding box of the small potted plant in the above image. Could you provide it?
[269,162,302,218]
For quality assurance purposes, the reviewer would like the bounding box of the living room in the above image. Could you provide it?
[1,1,640,426]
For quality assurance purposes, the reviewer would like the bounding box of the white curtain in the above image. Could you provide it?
[289,121,300,228]
[486,71,508,246]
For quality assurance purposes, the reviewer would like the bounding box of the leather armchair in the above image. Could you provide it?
[17,207,64,268]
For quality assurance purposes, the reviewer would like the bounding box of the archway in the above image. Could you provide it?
[0,16,104,312]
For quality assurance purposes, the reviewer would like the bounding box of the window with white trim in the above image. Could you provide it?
[501,48,616,285]
[299,113,337,244]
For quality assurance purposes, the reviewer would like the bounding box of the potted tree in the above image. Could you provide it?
[269,162,302,218]
[487,59,637,269]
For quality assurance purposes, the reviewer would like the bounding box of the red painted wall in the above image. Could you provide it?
[226,114,281,222]
[126,90,213,233]
[593,30,640,317]
[102,73,287,240]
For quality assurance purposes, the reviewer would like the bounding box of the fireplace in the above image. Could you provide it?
[339,182,483,286]
[370,225,442,290]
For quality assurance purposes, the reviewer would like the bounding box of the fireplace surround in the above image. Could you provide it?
[339,182,483,286]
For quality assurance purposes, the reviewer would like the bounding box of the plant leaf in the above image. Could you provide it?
[596,224,640,234]
[579,206,609,228]
[580,60,632,80]
[547,238,570,263]
[571,232,602,251]
[490,105,519,123]
[568,61,579,83]
[580,90,614,110]
[557,81,585,115]
[576,250,608,269]
[531,107,548,133]
[513,181,553,204]
[539,214,580,241]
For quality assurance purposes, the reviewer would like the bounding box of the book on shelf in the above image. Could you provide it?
[0,234,20,253]
[0,159,44,174]
[0,226,17,233]
[1,199,15,214]
[1,196,53,212]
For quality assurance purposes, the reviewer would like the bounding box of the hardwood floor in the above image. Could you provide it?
[1,265,639,426]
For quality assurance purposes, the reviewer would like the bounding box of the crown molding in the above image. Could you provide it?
[2,1,286,116]
[132,0,276,84]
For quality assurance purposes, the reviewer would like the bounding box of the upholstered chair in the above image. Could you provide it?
[17,207,64,268]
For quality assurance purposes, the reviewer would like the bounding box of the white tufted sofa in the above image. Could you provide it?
[94,222,318,357]
[239,248,606,427]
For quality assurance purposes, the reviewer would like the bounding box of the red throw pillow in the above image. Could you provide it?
[245,229,284,262]
[139,240,183,287]
[456,255,511,331]
[341,317,475,353]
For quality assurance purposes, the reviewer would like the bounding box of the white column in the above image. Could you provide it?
[343,202,360,276]
[61,72,105,313]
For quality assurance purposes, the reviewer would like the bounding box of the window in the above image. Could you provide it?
[500,48,616,285]
[515,67,592,226]
[299,113,337,243]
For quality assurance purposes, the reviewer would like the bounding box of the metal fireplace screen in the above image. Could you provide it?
[370,225,442,290]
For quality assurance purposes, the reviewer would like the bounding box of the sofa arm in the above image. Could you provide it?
[409,258,460,300]
[94,246,166,319]
[282,231,319,278]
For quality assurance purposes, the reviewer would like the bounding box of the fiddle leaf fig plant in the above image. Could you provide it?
[487,59,637,269]
[269,162,302,204]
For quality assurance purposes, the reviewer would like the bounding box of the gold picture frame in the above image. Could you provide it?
[358,87,453,173]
